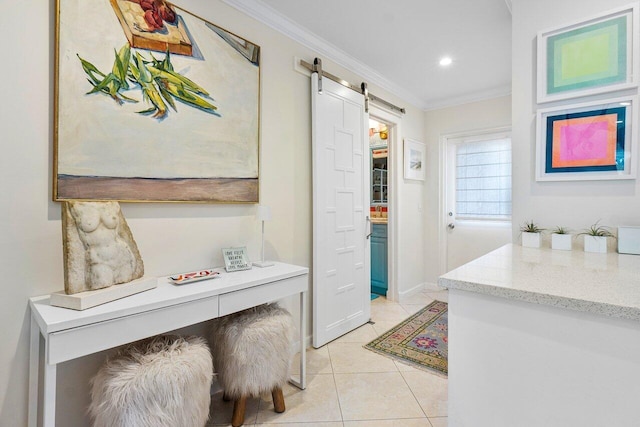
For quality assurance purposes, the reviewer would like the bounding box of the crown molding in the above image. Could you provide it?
[221,0,427,110]
[423,84,512,111]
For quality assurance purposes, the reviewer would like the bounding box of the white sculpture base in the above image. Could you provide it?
[50,276,157,311]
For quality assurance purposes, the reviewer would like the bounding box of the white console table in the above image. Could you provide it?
[28,262,308,427]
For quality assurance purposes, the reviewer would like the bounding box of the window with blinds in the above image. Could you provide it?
[455,137,512,221]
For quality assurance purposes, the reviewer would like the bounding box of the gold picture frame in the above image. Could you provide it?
[54,0,260,203]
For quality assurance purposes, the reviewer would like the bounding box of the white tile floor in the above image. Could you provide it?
[208,289,449,427]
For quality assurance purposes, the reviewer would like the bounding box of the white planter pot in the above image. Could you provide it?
[522,232,541,248]
[584,235,607,253]
[551,234,572,251]
[618,226,640,255]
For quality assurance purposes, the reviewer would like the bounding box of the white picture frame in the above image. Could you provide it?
[404,139,426,181]
[222,247,252,272]
[535,95,637,181]
[536,3,639,104]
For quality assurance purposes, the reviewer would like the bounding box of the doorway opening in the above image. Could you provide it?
[368,105,401,302]
[368,117,389,300]
[369,112,399,301]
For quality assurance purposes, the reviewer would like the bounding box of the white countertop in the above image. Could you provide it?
[438,244,640,321]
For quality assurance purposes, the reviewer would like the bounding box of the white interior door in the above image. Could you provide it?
[312,73,371,348]
[443,129,513,272]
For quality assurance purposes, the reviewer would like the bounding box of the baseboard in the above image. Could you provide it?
[398,282,427,304]
[422,281,442,292]
[395,281,445,303]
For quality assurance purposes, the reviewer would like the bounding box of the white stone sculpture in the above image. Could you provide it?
[62,201,144,295]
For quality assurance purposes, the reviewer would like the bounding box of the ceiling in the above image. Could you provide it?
[223,0,513,110]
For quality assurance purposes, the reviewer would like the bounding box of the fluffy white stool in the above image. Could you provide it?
[210,303,294,427]
[89,335,213,427]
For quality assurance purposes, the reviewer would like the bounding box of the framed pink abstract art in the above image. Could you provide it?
[536,96,638,181]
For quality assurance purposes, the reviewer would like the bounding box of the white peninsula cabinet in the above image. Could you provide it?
[439,244,640,427]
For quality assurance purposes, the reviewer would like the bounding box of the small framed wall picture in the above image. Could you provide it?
[222,247,252,272]
[404,139,426,181]
[535,96,637,181]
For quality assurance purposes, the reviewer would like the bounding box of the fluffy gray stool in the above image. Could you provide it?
[89,335,213,427]
[210,303,294,427]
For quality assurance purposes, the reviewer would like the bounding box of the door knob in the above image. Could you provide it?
[447,223,455,230]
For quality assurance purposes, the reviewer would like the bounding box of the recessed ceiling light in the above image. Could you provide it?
[439,57,453,67]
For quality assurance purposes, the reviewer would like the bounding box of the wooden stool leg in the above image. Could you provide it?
[232,396,247,427]
[272,387,285,413]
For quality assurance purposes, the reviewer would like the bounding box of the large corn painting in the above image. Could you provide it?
[55,0,260,202]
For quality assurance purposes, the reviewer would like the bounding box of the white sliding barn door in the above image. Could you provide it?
[312,73,371,348]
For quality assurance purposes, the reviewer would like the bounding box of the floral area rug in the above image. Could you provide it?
[364,300,448,375]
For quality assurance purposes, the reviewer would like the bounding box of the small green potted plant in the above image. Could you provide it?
[520,220,544,248]
[551,226,572,251]
[579,221,615,253]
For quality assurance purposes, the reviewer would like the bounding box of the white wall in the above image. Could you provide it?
[423,96,512,284]
[512,0,640,246]
[0,1,425,425]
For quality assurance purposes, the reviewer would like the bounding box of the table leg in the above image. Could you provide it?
[288,291,307,390]
[42,361,57,427]
[299,290,306,389]
[28,315,40,427]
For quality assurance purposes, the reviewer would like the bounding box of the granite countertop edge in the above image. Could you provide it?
[438,276,640,321]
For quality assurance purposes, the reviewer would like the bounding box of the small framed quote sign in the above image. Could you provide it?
[222,247,252,272]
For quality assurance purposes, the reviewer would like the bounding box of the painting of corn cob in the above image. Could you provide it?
[77,45,219,120]
[54,0,260,203]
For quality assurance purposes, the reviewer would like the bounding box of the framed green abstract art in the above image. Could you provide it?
[537,4,639,103]
[535,96,637,181]
[54,0,260,203]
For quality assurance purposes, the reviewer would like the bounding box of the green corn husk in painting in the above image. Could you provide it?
[111,44,131,90]
[157,83,177,112]
[147,65,210,97]
[77,56,106,84]
[77,54,135,104]
[130,53,168,118]
[150,50,174,73]
[160,80,218,113]
[77,44,218,119]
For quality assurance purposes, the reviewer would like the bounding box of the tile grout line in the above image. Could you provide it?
[366,298,431,424]
[398,355,431,422]
[396,298,432,423]
[326,342,346,425]
[252,393,261,426]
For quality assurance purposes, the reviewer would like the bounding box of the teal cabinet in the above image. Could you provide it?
[371,223,388,296]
